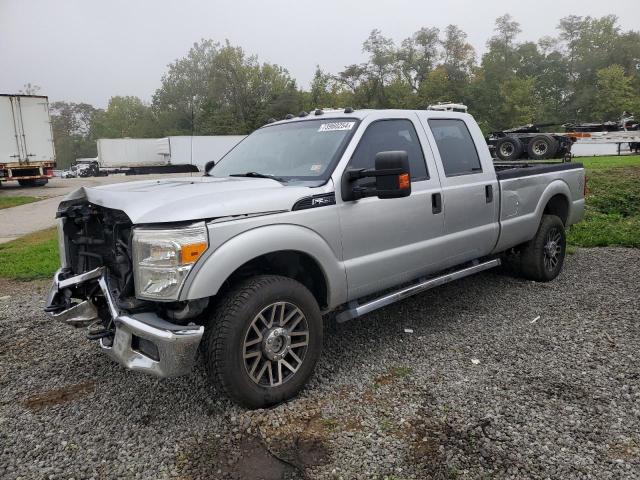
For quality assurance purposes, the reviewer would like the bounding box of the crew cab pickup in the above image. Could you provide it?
[45,109,585,408]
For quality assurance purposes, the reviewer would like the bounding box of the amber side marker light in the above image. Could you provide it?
[181,242,207,264]
[398,173,410,190]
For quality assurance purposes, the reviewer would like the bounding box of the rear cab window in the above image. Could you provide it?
[428,119,482,177]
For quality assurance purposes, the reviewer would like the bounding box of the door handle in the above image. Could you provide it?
[432,193,442,214]
[485,185,493,203]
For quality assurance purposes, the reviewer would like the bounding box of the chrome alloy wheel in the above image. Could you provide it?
[243,302,309,387]
[543,227,562,272]
[532,140,548,156]
[499,142,515,157]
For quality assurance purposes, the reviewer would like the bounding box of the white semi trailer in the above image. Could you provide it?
[0,94,56,186]
[88,136,245,176]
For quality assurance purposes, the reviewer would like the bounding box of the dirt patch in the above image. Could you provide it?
[22,382,95,411]
[373,366,413,387]
[233,437,300,480]
[251,405,332,470]
[608,438,640,462]
[401,407,500,478]
[176,434,301,480]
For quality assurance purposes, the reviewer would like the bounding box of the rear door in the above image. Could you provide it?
[335,113,447,300]
[15,96,55,164]
[0,96,22,163]
[419,114,500,263]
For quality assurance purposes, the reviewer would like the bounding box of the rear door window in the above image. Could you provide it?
[428,119,482,177]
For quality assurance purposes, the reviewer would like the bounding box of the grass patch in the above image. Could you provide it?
[567,156,640,248]
[0,196,40,209]
[0,228,59,280]
[576,155,640,170]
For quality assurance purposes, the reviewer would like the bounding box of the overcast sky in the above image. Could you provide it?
[1,0,638,108]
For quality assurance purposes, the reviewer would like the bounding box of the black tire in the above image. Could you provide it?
[18,178,48,187]
[519,215,566,282]
[495,137,524,161]
[203,275,323,409]
[527,135,559,160]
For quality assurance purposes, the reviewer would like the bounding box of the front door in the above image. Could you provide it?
[336,114,447,300]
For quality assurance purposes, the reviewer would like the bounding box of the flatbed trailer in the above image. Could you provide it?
[487,123,573,162]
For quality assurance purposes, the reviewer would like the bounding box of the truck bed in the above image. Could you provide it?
[492,161,585,253]
[494,161,583,180]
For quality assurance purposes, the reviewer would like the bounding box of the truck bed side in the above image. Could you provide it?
[493,163,585,253]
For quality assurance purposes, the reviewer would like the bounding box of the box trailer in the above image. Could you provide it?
[158,135,246,171]
[90,136,245,176]
[0,94,56,186]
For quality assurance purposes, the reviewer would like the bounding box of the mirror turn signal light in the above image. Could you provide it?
[398,173,410,190]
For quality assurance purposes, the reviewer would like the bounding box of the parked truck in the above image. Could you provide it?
[0,94,56,186]
[95,138,199,175]
[487,123,574,162]
[45,108,585,408]
[79,136,246,177]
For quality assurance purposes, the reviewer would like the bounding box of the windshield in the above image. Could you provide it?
[210,118,358,180]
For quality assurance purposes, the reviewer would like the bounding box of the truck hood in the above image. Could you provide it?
[62,176,321,224]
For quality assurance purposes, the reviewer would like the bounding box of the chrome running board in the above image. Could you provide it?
[335,258,501,323]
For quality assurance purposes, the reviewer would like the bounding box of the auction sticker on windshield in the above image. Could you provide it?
[318,122,356,132]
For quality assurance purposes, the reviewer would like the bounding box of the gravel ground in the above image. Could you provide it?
[1,247,638,479]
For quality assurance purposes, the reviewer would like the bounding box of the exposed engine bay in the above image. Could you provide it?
[48,201,208,337]
[61,202,134,300]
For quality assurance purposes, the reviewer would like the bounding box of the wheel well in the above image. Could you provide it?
[544,194,569,225]
[224,250,328,309]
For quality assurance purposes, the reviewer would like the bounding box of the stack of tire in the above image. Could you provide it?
[495,134,559,161]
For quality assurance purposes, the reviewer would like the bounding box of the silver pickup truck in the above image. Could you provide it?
[45,109,585,408]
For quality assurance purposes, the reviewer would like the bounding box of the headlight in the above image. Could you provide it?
[132,222,208,300]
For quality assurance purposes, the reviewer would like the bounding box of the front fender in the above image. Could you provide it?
[180,224,347,308]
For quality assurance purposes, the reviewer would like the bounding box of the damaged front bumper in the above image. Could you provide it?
[45,267,204,378]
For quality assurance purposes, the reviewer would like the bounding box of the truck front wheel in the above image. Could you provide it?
[519,214,566,282]
[203,275,323,408]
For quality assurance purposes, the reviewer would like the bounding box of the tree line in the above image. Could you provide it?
[50,14,640,168]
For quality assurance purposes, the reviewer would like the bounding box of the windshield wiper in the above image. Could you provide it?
[229,171,287,182]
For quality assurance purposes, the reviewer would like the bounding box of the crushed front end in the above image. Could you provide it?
[45,201,204,378]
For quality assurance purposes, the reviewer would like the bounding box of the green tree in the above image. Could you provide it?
[592,65,639,120]
[309,66,332,108]
[485,14,522,79]
[93,96,159,138]
[416,67,451,108]
[397,27,440,91]
[152,39,220,134]
[50,101,102,168]
[499,76,540,127]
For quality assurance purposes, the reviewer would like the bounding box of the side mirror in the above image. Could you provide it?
[203,160,216,176]
[342,150,411,201]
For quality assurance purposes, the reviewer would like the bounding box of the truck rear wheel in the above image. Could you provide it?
[495,137,524,161]
[527,135,558,160]
[203,275,323,409]
[18,178,48,187]
[519,214,566,282]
